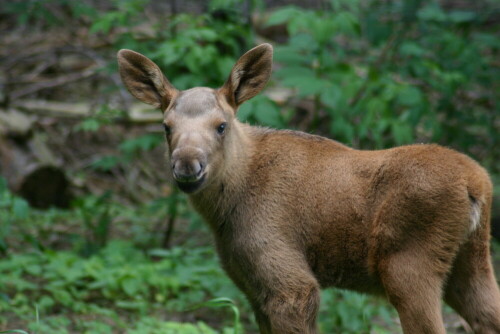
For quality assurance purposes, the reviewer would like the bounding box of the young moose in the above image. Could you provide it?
[117,44,500,334]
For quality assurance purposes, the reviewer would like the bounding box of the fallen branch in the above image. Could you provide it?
[10,67,98,100]
[11,99,162,122]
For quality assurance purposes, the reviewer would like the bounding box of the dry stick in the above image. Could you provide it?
[162,188,179,249]
[60,45,133,110]
[5,45,132,109]
[10,67,98,100]
[7,57,59,84]
[162,215,177,249]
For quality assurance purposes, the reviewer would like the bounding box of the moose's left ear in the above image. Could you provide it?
[117,49,177,110]
[220,44,273,108]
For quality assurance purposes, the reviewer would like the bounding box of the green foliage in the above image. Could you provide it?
[189,298,242,334]
[3,0,96,26]
[90,133,164,172]
[319,290,395,333]
[128,319,221,334]
[72,192,113,255]
[88,0,254,90]
[238,95,287,128]
[119,134,164,158]
[266,0,499,170]
[74,105,125,133]
[147,13,251,90]
[0,184,400,333]
[0,241,242,333]
[89,0,149,35]
[0,178,31,254]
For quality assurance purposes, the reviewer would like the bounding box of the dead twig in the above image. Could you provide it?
[58,45,133,110]
[10,67,98,100]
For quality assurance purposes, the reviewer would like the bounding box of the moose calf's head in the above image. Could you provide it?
[117,44,273,193]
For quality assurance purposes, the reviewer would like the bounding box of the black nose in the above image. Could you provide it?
[172,160,204,182]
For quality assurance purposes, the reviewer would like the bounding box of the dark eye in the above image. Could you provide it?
[163,124,171,137]
[217,122,227,135]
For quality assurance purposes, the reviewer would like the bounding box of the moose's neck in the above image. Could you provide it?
[188,120,255,231]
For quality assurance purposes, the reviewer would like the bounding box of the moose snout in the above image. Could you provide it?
[171,147,206,183]
[172,159,204,182]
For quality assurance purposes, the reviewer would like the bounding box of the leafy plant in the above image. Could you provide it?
[0,241,246,332]
[264,0,499,172]
[0,178,31,254]
[2,0,96,27]
[74,105,126,133]
[189,297,242,334]
[319,289,395,333]
[72,192,114,255]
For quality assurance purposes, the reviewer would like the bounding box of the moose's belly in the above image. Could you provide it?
[305,220,383,295]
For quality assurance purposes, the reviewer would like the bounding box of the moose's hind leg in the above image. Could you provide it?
[444,238,500,334]
[378,248,450,334]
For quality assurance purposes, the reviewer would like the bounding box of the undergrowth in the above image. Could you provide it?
[0,180,402,333]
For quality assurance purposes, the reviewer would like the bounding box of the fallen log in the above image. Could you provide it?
[0,110,70,208]
[12,99,161,122]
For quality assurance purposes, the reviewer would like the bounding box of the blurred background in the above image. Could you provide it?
[0,0,499,333]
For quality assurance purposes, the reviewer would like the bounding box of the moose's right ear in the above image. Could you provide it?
[117,49,177,110]
[220,43,273,108]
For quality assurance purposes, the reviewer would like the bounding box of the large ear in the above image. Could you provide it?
[220,43,273,108]
[117,49,177,110]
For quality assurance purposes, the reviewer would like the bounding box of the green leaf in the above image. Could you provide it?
[397,86,422,107]
[399,42,425,57]
[253,98,284,128]
[278,67,330,97]
[12,198,29,219]
[448,11,476,23]
[417,5,447,22]
[266,7,302,27]
[188,298,241,334]
[237,103,252,122]
[320,84,342,110]
[274,46,312,66]
[333,11,360,36]
[91,155,122,171]
[75,118,102,132]
[119,134,163,156]
[330,117,354,144]
[391,121,413,145]
[121,277,140,297]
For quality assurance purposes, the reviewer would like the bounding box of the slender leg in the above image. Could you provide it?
[379,250,449,334]
[260,282,320,334]
[445,240,500,334]
[239,251,320,334]
[251,304,271,334]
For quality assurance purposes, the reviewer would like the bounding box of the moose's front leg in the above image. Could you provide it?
[257,281,320,334]
[223,243,321,334]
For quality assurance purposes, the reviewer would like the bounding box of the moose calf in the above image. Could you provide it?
[118,44,500,334]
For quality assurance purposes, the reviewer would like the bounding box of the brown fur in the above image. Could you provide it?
[118,44,500,334]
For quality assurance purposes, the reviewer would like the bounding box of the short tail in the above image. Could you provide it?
[469,196,482,233]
